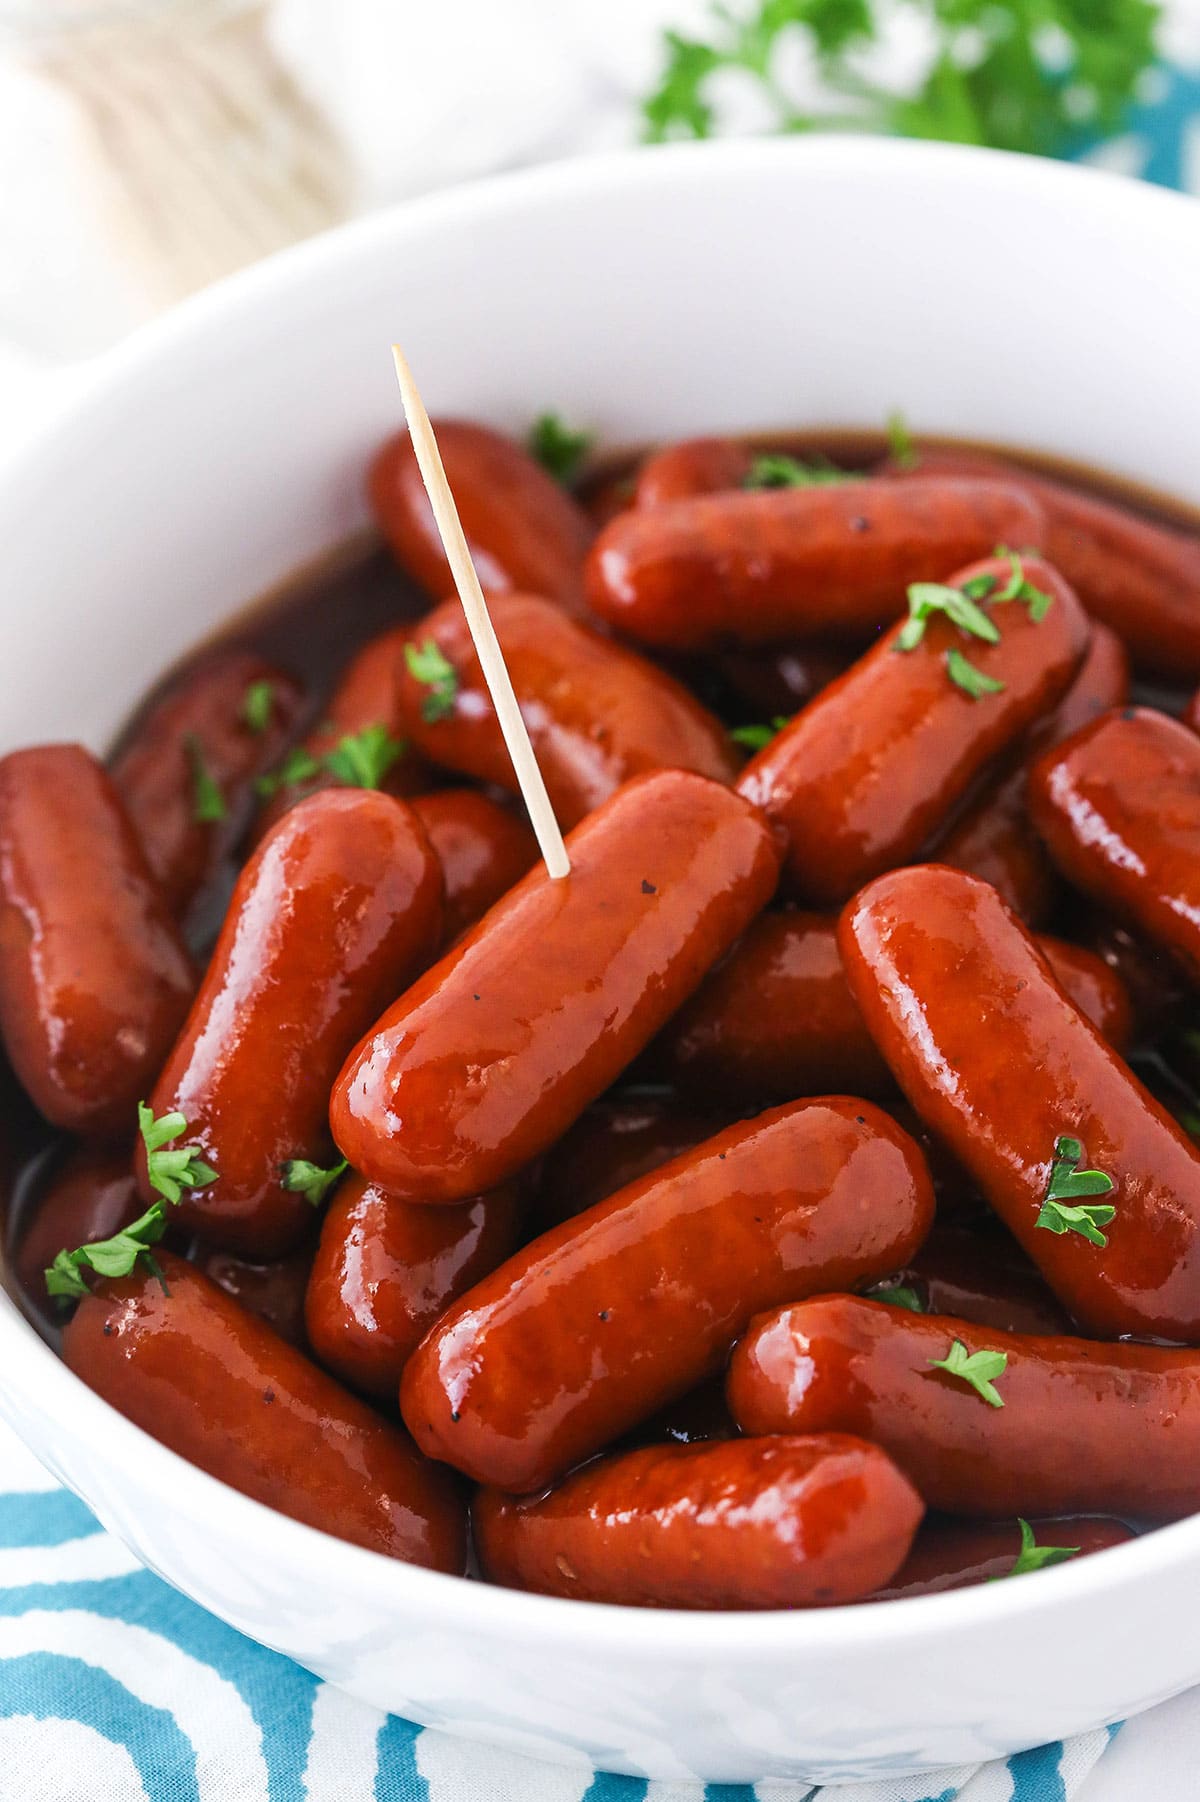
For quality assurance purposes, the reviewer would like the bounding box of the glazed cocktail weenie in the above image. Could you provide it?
[6,410,1200,1608]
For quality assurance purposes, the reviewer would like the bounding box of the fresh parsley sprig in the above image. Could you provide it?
[639,0,1160,164]
[256,725,406,799]
[887,410,919,471]
[1036,1134,1116,1246]
[185,734,227,824]
[993,546,1054,622]
[405,640,459,725]
[44,1104,218,1302]
[281,1156,348,1208]
[946,648,1007,700]
[743,453,855,490]
[994,1518,1081,1579]
[528,413,593,486]
[730,715,790,751]
[896,580,1000,654]
[928,1338,1007,1408]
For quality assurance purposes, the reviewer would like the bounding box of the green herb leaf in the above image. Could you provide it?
[897,580,1001,655]
[45,1201,172,1301]
[254,746,322,800]
[992,545,1054,622]
[871,1282,925,1313]
[730,715,790,751]
[280,1156,348,1208]
[946,648,1006,699]
[405,639,459,725]
[528,413,593,486]
[138,1100,219,1206]
[185,734,227,824]
[323,724,406,791]
[928,1338,1007,1408]
[993,1518,1081,1579]
[1036,1133,1116,1243]
[241,679,276,735]
[743,453,855,490]
[886,410,918,471]
[639,0,1159,164]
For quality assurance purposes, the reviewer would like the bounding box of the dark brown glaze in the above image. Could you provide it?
[934,767,1060,924]
[933,620,1130,924]
[634,437,757,508]
[869,1224,1071,1336]
[872,1514,1134,1600]
[0,746,194,1136]
[619,1378,736,1450]
[1187,685,1200,735]
[368,421,594,614]
[62,1251,465,1569]
[1083,913,1185,1041]
[141,789,443,1257]
[531,1095,721,1233]
[584,480,1046,651]
[396,594,740,830]
[1029,707,1200,985]
[255,626,429,836]
[399,1099,934,1492]
[193,1236,316,1348]
[884,446,1200,678]
[737,557,1090,905]
[12,1146,140,1302]
[715,644,849,724]
[112,650,304,917]
[839,864,1200,1340]
[1038,936,1134,1055]
[474,1435,924,1609]
[304,1172,525,1400]
[331,770,781,1203]
[651,911,1129,1108]
[410,790,538,942]
[727,1295,1200,1519]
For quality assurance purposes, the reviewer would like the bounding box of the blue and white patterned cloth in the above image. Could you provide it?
[0,1421,1123,1802]
[3,39,1200,1799]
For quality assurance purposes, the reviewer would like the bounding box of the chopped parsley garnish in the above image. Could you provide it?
[928,1338,1007,1408]
[946,647,1007,700]
[323,724,405,791]
[1036,1134,1116,1246]
[993,545,1054,621]
[281,1156,348,1208]
[405,639,459,724]
[871,1281,925,1313]
[528,413,593,486]
[896,580,1000,654]
[241,679,276,735]
[730,715,790,751]
[44,1104,218,1301]
[886,410,919,471]
[743,453,855,490]
[185,734,226,824]
[994,1518,1081,1579]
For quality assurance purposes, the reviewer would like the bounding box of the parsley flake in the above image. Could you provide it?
[185,734,226,824]
[928,1338,1007,1408]
[946,648,1006,700]
[241,679,276,735]
[871,1282,925,1314]
[528,413,593,486]
[324,724,405,791]
[886,410,919,471]
[1036,1134,1116,1245]
[993,1518,1081,1579]
[281,1156,348,1208]
[992,546,1054,622]
[405,640,459,724]
[896,580,1000,654]
[743,454,855,490]
[730,715,790,751]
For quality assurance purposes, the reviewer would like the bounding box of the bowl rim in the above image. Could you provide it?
[3,130,1200,1658]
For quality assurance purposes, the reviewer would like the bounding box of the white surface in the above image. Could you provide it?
[0,140,1198,1787]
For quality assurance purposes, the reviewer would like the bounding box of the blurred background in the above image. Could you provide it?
[1,0,1198,449]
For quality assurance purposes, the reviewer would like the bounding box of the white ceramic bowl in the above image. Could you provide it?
[1,137,1199,1787]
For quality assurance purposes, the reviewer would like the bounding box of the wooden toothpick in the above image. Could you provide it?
[390,346,571,881]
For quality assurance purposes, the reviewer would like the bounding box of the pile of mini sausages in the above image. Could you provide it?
[6,414,1200,1610]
